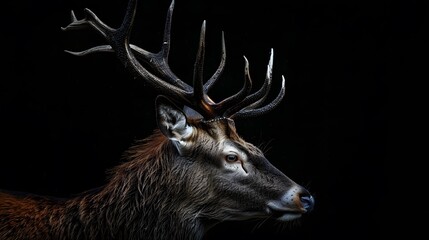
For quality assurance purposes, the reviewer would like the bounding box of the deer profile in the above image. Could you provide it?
[0,0,314,239]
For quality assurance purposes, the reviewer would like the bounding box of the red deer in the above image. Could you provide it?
[0,0,314,239]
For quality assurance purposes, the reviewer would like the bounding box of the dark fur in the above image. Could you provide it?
[0,130,209,240]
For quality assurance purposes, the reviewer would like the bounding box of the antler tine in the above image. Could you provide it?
[61,9,115,55]
[203,32,226,93]
[130,0,192,92]
[193,21,207,102]
[224,49,285,119]
[62,9,113,56]
[160,0,174,60]
[243,48,275,109]
[229,48,274,113]
[213,56,253,112]
[190,20,221,118]
[64,45,114,56]
[231,76,286,119]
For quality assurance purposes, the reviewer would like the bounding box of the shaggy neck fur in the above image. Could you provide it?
[0,130,211,240]
[72,130,208,239]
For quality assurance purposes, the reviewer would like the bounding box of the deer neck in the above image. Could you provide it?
[72,136,207,239]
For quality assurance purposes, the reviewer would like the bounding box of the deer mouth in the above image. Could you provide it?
[266,202,305,222]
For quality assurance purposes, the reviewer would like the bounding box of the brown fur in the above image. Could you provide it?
[0,130,206,240]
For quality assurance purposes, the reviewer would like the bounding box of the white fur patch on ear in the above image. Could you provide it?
[158,105,193,141]
[156,97,194,156]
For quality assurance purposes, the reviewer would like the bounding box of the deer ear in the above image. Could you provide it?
[155,96,193,141]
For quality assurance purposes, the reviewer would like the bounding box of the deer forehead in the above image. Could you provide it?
[187,125,237,146]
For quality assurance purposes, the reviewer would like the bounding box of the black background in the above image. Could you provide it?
[1,0,423,239]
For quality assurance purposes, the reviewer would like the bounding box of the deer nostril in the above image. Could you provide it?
[300,195,315,212]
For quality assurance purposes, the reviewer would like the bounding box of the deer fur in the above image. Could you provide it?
[0,0,315,239]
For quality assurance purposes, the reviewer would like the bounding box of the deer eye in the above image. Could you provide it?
[225,154,239,162]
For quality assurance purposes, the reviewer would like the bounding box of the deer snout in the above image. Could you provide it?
[267,185,315,221]
[300,192,315,212]
[280,185,315,212]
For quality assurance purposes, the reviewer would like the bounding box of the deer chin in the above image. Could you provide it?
[219,207,301,222]
[274,212,303,222]
[231,209,302,222]
[219,209,271,221]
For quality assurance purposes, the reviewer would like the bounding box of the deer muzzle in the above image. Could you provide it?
[266,185,315,221]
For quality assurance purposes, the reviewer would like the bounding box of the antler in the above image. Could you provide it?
[62,0,285,120]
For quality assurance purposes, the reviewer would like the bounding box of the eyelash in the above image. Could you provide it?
[225,154,239,162]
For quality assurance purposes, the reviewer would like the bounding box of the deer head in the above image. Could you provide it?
[62,0,314,233]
